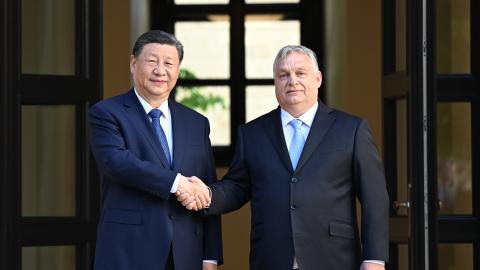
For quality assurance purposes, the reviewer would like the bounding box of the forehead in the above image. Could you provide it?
[275,52,315,70]
[139,43,179,59]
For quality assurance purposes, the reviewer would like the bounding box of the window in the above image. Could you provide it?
[151,0,323,164]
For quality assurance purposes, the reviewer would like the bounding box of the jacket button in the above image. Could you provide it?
[169,214,174,220]
[291,177,298,183]
[291,205,296,209]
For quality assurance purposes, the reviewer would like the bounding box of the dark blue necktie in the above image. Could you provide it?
[148,109,171,165]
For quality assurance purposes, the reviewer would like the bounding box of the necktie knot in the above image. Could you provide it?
[148,108,162,119]
[289,119,303,130]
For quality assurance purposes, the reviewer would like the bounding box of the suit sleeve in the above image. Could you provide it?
[353,120,389,263]
[88,104,177,200]
[202,120,224,264]
[207,126,252,215]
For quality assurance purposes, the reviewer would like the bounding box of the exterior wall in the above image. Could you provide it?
[104,0,131,98]
[326,0,383,152]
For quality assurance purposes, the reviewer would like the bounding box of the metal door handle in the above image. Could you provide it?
[393,201,411,210]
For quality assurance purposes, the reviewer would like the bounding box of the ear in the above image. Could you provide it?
[129,55,136,74]
[316,70,323,88]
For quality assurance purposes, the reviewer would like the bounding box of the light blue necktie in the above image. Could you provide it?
[289,119,305,170]
[148,109,171,166]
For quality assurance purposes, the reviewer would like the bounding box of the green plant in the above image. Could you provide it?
[177,69,226,112]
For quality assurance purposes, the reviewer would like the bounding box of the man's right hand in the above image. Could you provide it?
[176,176,210,210]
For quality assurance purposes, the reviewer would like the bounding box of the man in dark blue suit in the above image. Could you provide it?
[180,45,389,270]
[89,30,222,270]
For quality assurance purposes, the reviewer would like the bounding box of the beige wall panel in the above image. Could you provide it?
[104,0,131,98]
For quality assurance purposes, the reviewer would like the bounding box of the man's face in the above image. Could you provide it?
[274,52,322,114]
[130,43,180,104]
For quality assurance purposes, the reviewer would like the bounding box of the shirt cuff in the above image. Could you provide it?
[363,260,385,266]
[203,260,218,265]
[170,173,182,193]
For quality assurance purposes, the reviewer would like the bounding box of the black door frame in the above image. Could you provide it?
[0,0,102,269]
[383,0,437,269]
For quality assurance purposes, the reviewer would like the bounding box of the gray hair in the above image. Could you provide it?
[273,45,319,73]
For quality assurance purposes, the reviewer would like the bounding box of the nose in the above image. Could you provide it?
[287,74,299,85]
[153,63,167,75]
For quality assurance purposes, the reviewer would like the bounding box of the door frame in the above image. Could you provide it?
[0,0,102,269]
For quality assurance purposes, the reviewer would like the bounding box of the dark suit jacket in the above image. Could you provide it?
[89,89,222,270]
[208,102,388,270]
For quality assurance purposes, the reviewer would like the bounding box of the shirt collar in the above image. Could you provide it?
[134,88,171,120]
[280,102,318,128]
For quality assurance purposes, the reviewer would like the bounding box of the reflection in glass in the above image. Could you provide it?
[175,19,230,79]
[437,102,472,215]
[245,16,300,79]
[246,86,278,122]
[175,86,230,145]
[395,0,407,72]
[22,0,75,75]
[438,243,473,270]
[22,106,76,216]
[398,244,408,270]
[396,99,408,216]
[175,0,228,4]
[436,0,470,73]
[22,246,76,270]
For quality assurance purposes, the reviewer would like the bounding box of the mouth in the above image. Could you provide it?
[286,89,303,94]
[150,79,167,85]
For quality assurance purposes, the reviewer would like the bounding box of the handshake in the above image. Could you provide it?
[175,175,211,211]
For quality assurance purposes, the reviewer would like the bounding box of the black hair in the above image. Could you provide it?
[131,30,184,62]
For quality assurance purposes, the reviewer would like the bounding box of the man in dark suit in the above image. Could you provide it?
[180,45,389,270]
[89,30,222,270]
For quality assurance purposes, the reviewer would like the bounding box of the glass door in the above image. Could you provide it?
[382,0,433,269]
[0,0,102,269]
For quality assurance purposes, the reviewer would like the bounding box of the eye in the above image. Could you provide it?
[146,59,157,66]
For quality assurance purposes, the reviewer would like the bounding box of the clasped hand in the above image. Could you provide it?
[176,176,210,211]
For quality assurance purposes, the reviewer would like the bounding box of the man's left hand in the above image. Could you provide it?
[203,262,217,270]
[360,262,385,270]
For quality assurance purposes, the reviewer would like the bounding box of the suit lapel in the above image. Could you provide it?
[263,108,295,173]
[169,101,186,171]
[123,89,170,168]
[295,102,335,172]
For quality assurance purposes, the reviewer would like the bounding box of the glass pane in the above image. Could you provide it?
[22,246,76,270]
[437,102,472,215]
[245,16,300,79]
[395,0,407,72]
[398,244,409,270]
[175,19,230,79]
[396,99,408,216]
[438,243,473,270]
[22,0,75,75]
[22,105,76,216]
[246,0,299,3]
[175,86,230,146]
[436,0,470,73]
[246,86,278,122]
[175,0,228,4]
